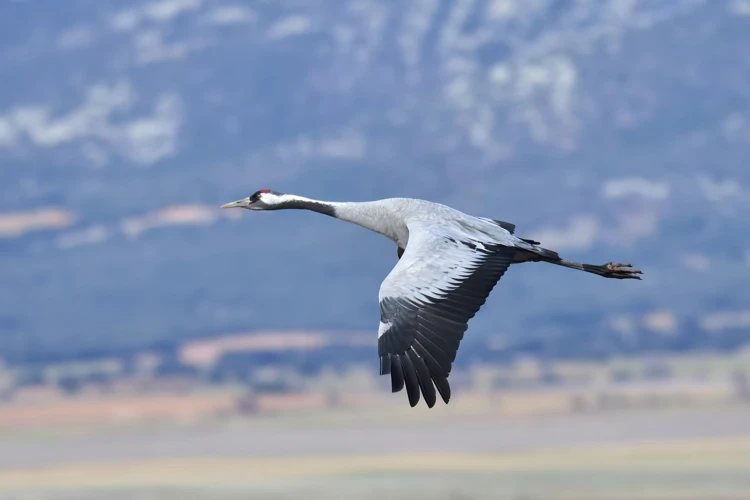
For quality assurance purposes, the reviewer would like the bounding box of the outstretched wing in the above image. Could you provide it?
[377,220,516,408]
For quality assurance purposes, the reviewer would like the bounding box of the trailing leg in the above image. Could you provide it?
[552,259,642,280]
[512,248,642,280]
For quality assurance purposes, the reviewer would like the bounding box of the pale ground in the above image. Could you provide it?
[1,404,749,500]
[2,351,749,499]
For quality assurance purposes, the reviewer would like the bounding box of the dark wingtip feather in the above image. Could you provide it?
[412,340,452,405]
[413,338,450,377]
[407,350,436,408]
[400,355,421,407]
[433,376,451,404]
[390,354,405,393]
[380,355,391,375]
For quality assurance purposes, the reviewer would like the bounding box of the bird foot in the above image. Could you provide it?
[600,262,643,280]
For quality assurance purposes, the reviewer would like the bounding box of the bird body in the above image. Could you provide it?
[336,197,523,248]
[221,190,642,408]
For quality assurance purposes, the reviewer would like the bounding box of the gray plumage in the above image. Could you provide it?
[222,190,642,408]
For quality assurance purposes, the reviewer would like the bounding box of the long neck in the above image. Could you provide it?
[276,195,338,218]
[277,195,399,241]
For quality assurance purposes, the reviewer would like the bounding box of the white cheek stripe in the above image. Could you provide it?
[259,192,283,204]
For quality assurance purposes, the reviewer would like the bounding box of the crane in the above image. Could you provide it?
[221,190,642,408]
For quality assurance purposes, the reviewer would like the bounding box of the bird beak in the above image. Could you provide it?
[221,199,247,209]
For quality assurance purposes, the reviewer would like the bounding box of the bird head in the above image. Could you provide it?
[221,189,285,210]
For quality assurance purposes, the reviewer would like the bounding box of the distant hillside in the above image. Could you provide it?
[1,0,749,363]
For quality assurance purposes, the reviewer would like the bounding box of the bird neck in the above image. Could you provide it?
[274,195,339,217]
[277,195,397,241]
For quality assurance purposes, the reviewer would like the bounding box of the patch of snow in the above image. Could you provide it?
[205,5,256,25]
[133,30,210,65]
[57,25,95,50]
[114,94,182,166]
[603,177,671,200]
[398,0,439,75]
[729,0,750,16]
[317,131,367,159]
[643,311,678,335]
[0,82,183,166]
[530,215,599,251]
[701,310,750,333]
[111,0,203,32]
[681,254,711,272]
[487,0,519,20]
[56,225,110,249]
[697,176,743,203]
[266,16,313,41]
[721,113,750,142]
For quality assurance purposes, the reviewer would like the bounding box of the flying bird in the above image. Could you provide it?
[221,190,642,408]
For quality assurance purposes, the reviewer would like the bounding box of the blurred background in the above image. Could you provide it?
[1,0,749,498]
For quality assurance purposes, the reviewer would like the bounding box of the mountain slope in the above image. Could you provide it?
[1,0,749,362]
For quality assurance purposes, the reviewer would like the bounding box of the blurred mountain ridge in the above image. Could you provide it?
[1,0,749,364]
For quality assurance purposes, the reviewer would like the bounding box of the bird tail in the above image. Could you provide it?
[515,238,560,262]
[531,245,560,261]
